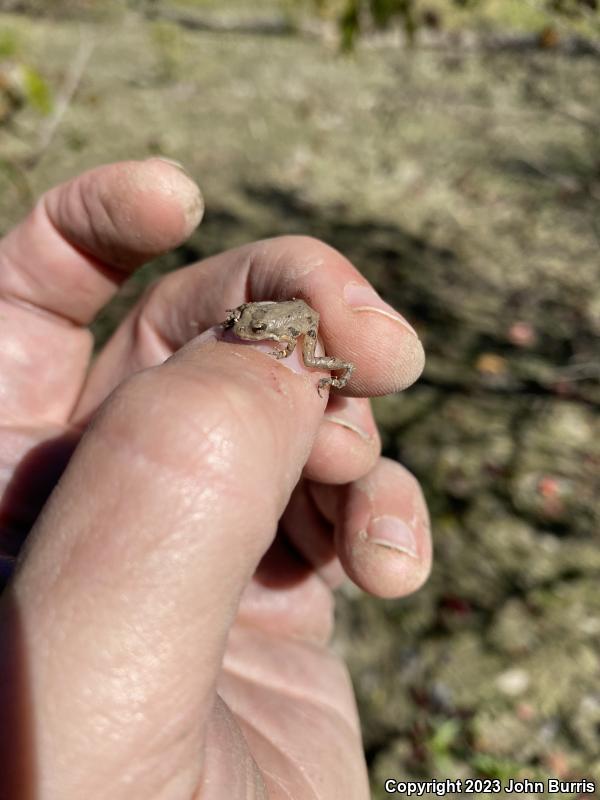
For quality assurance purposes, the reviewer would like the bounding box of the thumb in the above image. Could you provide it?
[0,333,324,799]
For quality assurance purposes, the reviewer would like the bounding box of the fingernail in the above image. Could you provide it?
[366,515,418,558]
[324,400,374,441]
[325,415,372,440]
[151,156,189,175]
[343,281,418,337]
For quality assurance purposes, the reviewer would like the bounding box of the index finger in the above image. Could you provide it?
[78,235,424,415]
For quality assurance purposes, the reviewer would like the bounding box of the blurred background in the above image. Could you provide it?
[1,0,599,795]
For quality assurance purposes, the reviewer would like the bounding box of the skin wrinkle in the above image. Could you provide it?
[197,696,269,800]
[247,684,366,800]
[0,219,46,300]
[234,715,321,800]
[70,175,112,258]
[0,293,82,330]
[149,264,203,339]
[87,179,128,261]
[47,184,107,295]
[258,768,295,800]
[222,662,358,738]
[44,198,122,286]
[135,284,181,358]
[241,247,259,305]
[224,626,357,720]
[17,199,119,325]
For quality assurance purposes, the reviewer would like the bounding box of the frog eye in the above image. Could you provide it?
[252,322,267,332]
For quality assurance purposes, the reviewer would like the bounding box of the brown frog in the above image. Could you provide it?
[222,298,354,393]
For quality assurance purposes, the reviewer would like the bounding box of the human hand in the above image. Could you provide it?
[0,159,432,799]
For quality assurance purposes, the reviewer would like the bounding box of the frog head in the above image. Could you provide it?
[223,301,279,341]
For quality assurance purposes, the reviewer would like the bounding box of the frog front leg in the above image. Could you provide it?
[301,329,354,394]
[270,336,297,359]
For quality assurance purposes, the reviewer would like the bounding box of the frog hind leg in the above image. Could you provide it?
[302,330,354,393]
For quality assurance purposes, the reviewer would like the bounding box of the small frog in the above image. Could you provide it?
[222,298,354,393]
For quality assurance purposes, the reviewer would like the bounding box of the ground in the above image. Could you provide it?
[0,3,599,797]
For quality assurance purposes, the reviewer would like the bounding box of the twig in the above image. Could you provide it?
[25,31,95,169]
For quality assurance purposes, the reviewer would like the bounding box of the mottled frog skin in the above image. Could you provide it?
[222,299,354,392]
